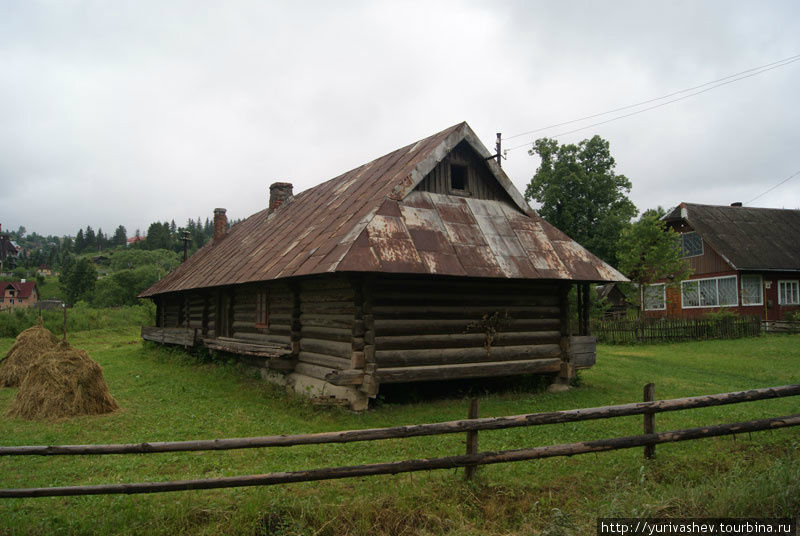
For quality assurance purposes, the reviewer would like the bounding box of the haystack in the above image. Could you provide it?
[8,341,119,420]
[0,319,61,387]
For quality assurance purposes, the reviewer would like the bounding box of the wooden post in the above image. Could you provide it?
[643,383,655,459]
[62,303,67,342]
[464,398,480,481]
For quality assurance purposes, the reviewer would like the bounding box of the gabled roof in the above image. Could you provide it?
[664,202,800,272]
[140,122,625,298]
[1,281,37,299]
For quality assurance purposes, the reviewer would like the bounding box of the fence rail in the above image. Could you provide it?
[1,384,798,498]
[592,316,762,344]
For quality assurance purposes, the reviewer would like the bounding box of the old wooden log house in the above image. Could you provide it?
[139,122,626,409]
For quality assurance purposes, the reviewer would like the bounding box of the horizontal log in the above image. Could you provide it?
[372,278,558,295]
[267,356,297,371]
[300,276,352,291]
[232,332,291,345]
[375,358,562,383]
[3,414,798,498]
[371,305,560,320]
[141,327,196,347]
[300,302,356,315]
[297,351,351,370]
[299,289,355,303]
[299,338,352,359]
[374,318,560,336]
[300,326,353,342]
[293,362,339,381]
[375,331,561,351]
[375,344,561,367]
[299,314,354,330]
[5,386,798,457]
[372,294,559,307]
[203,338,290,358]
[324,369,365,386]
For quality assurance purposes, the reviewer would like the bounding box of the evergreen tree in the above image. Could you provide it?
[85,226,97,251]
[74,229,86,253]
[113,225,127,247]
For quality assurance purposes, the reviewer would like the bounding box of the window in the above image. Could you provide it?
[450,164,468,191]
[740,275,763,306]
[778,280,799,305]
[643,284,666,311]
[681,275,738,308]
[680,232,703,257]
[255,289,269,327]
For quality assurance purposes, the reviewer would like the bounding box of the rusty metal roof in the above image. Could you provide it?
[140,122,625,298]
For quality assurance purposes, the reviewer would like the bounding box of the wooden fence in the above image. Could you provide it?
[592,316,762,344]
[0,384,798,498]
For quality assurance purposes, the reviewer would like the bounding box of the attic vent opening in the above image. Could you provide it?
[450,164,468,191]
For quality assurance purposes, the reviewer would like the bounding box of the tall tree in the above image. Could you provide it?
[59,257,97,304]
[616,208,693,311]
[113,225,127,247]
[74,229,86,254]
[525,135,637,266]
[85,226,97,251]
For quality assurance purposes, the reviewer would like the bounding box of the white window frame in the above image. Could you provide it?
[778,280,800,305]
[681,275,738,309]
[680,232,704,258]
[643,283,666,311]
[740,275,763,306]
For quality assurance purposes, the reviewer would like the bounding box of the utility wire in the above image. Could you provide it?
[505,54,800,141]
[745,169,800,205]
[504,54,800,153]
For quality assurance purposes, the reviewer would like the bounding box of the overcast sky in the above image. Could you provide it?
[2,1,799,238]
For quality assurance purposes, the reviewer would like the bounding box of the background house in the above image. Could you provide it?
[139,122,626,408]
[643,202,800,321]
[0,280,39,310]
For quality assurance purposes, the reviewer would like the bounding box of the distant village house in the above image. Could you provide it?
[0,280,39,310]
[642,202,800,321]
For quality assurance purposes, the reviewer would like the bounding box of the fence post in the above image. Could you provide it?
[643,383,655,459]
[464,398,480,481]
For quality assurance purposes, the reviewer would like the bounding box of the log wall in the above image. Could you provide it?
[295,275,356,381]
[369,276,565,383]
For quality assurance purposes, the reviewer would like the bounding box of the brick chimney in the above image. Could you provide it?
[213,208,227,242]
[268,182,293,215]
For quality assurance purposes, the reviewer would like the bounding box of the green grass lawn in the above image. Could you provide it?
[0,329,798,535]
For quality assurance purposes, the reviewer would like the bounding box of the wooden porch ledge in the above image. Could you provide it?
[202,337,291,358]
[141,326,197,347]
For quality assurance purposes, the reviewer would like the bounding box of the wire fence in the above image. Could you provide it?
[591,315,763,344]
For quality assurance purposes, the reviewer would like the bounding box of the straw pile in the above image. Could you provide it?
[8,341,119,420]
[0,319,61,388]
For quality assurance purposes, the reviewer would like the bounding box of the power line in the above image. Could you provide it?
[745,169,800,205]
[504,54,800,153]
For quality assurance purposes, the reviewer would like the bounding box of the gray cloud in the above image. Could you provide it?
[1,0,798,237]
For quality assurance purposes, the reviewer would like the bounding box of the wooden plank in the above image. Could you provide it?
[375,344,561,367]
[203,337,289,357]
[375,358,562,383]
